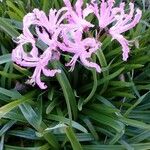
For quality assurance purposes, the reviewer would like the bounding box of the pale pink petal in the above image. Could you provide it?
[42,68,61,77]
[90,0,115,28]
[23,12,36,38]
[110,34,130,61]
[74,30,83,42]
[59,28,101,72]
[65,54,79,71]
[33,9,50,29]
[80,54,101,72]
[63,0,72,10]
[119,9,142,33]
[34,67,47,89]
[83,4,94,18]
[36,27,52,46]
[75,0,83,17]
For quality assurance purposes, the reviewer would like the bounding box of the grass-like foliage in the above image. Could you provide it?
[0,0,150,150]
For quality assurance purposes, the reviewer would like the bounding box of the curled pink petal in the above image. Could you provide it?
[80,55,101,72]
[28,67,47,89]
[109,3,142,61]
[43,68,61,77]
[110,34,130,61]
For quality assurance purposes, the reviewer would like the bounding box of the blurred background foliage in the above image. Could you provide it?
[0,0,150,150]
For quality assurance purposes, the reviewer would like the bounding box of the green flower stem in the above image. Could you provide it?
[83,69,97,105]
[78,56,98,110]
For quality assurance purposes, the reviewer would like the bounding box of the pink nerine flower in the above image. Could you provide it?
[58,30,101,72]
[12,35,61,89]
[11,8,65,89]
[89,0,116,29]
[89,1,142,61]
[109,3,142,61]
[32,8,67,34]
[63,0,94,31]
[26,48,61,89]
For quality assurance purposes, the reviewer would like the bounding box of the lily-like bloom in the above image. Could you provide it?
[88,0,115,29]
[58,30,101,72]
[109,3,142,61]
[11,8,65,89]
[13,12,39,63]
[12,34,61,89]
[88,1,142,61]
[26,48,61,89]
[63,0,94,31]
[33,8,67,34]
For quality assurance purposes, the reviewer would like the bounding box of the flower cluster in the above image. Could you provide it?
[12,0,142,89]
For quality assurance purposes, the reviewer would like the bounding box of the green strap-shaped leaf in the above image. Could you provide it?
[0,54,11,65]
[4,144,50,150]
[0,70,22,79]
[0,120,16,136]
[47,114,88,133]
[65,127,83,150]
[119,117,150,130]
[0,135,4,150]
[0,96,30,119]
[124,92,150,117]
[0,90,35,119]
[6,0,25,19]
[83,109,124,133]
[78,69,97,110]
[83,143,150,150]
[52,61,77,120]
[19,103,60,150]
[81,67,124,92]
[0,17,19,37]
[96,48,109,94]
[42,0,51,12]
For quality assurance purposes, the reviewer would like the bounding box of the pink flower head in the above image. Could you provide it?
[63,0,94,31]
[11,8,63,89]
[26,48,61,89]
[88,0,115,29]
[12,34,61,89]
[109,3,142,61]
[32,8,67,34]
[58,29,101,72]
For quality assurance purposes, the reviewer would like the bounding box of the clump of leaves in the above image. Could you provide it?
[0,0,150,150]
